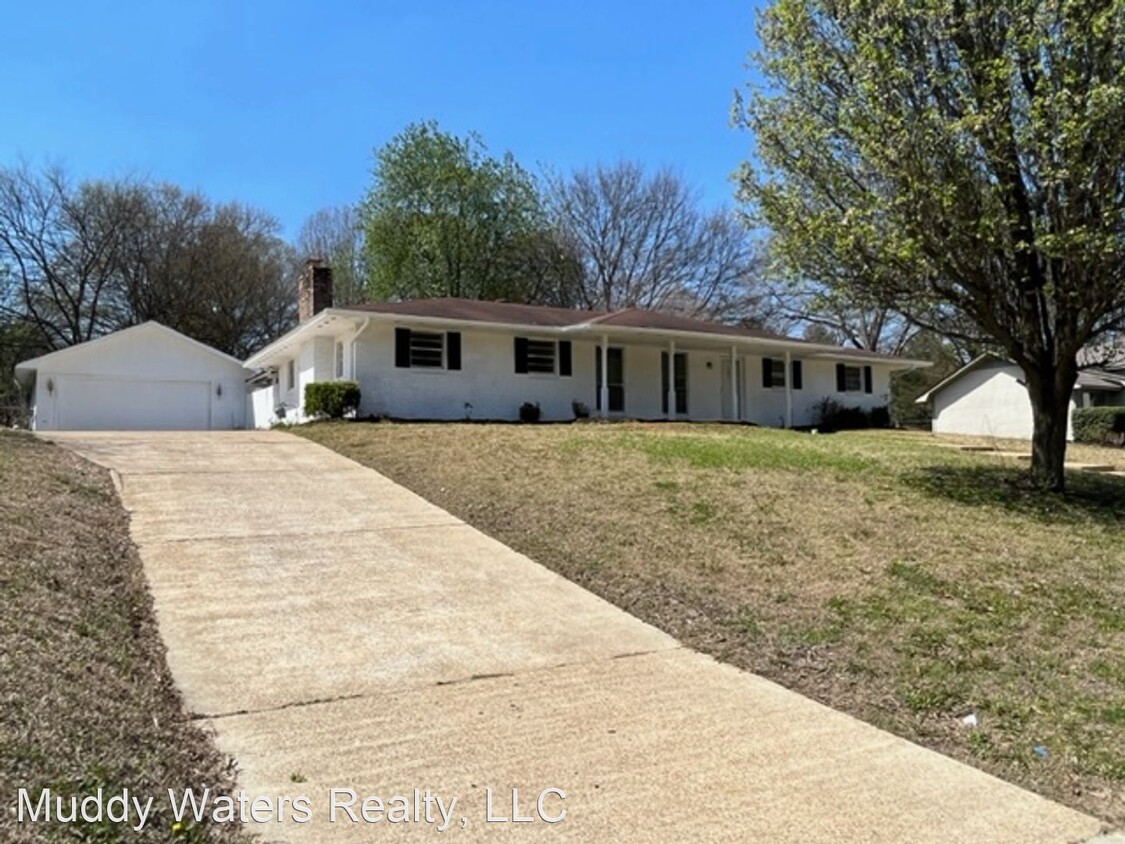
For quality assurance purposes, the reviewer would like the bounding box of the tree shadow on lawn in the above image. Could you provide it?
[902,463,1125,527]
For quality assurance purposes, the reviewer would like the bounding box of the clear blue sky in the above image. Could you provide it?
[1,1,762,240]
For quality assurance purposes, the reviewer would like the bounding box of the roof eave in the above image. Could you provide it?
[246,307,932,369]
[15,321,246,373]
[244,309,360,367]
[914,353,1004,403]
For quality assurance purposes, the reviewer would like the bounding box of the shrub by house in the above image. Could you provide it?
[304,381,361,419]
[1072,407,1125,447]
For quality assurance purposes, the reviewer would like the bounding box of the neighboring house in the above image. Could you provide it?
[916,354,1125,440]
[15,322,248,431]
[243,261,929,428]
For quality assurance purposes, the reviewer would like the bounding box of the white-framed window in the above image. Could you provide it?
[395,328,462,371]
[515,337,572,377]
[769,357,786,388]
[762,356,792,389]
[335,342,344,379]
[836,363,872,394]
[409,331,445,368]
[526,339,556,374]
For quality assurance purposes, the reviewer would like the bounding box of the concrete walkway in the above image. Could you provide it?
[50,431,1107,843]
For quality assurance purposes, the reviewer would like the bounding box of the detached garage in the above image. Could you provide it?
[15,322,248,431]
[916,353,1125,441]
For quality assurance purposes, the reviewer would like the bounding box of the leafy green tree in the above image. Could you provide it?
[737,0,1125,491]
[361,122,565,303]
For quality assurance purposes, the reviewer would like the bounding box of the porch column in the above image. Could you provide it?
[730,345,739,422]
[600,334,609,419]
[784,350,793,428]
[667,340,676,420]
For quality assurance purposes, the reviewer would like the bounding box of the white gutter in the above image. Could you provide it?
[244,306,932,370]
[561,322,931,367]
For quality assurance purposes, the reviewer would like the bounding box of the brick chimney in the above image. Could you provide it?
[298,258,333,322]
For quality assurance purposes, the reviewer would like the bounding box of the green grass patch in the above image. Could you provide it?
[613,429,874,474]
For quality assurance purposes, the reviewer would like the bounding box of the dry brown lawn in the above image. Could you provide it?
[0,432,250,843]
[915,429,1125,470]
[299,420,1125,825]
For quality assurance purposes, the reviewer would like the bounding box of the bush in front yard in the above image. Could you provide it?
[305,381,361,419]
[1072,406,1125,446]
[814,398,890,432]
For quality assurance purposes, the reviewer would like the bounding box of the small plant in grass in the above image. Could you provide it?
[304,381,361,420]
[518,401,542,423]
[1073,407,1125,447]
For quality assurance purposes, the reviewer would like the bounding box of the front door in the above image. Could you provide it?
[595,347,624,413]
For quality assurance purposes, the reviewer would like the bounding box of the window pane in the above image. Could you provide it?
[409,332,445,368]
[607,348,624,384]
[770,358,786,387]
[526,340,556,374]
[844,366,862,391]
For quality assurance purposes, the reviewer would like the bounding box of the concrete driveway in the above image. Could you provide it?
[49,430,1108,843]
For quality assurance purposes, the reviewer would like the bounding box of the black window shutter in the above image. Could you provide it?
[864,365,873,394]
[514,337,529,374]
[792,360,803,390]
[558,341,572,376]
[446,332,461,371]
[762,357,773,388]
[595,348,602,410]
[836,362,846,391]
[395,328,411,368]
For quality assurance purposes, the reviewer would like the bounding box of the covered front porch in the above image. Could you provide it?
[579,330,801,426]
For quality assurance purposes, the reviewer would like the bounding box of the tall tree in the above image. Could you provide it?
[360,122,560,303]
[0,316,48,425]
[0,165,142,348]
[296,205,366,306]
[767,277,918,354]
[737,0,1125,490]
[548,162,764,320]
[113,186,296,357]
[171,202,296,358]
[0,165,296,359]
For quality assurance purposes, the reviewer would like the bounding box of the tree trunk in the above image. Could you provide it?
[1024,364,1077,492]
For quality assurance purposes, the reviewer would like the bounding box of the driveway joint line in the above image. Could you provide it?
[136,521,466,545]
[191,646,684,722]
[115,467,372,478]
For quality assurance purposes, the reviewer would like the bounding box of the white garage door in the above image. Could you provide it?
[57,376,211,430]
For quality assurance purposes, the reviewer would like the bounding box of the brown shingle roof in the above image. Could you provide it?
[349,298,791,340]
[585,308,789,341]
[343,298,913,362]
[348,298,605,327]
